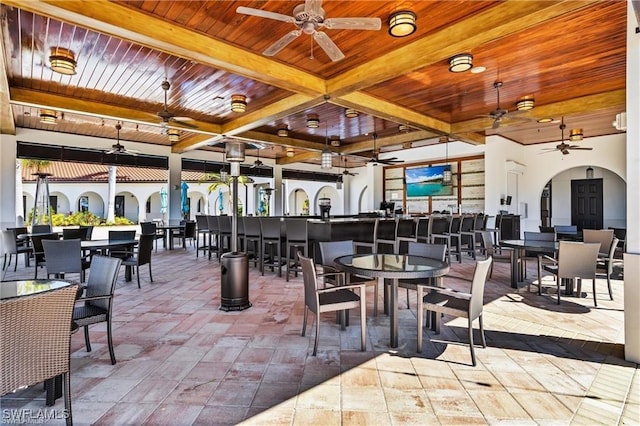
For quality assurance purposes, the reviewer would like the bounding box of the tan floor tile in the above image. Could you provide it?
[428,389,483,418]
[510,390,573,421]
[143,403,203,425]
[383,387,432,413]
[466,389,529,420]
[242,406,295,425]
[121,377,179,403]
[296,383,341,409]
[163,379,220,405]
[250,382,299,408]
[292,408,341,425]
[342,410,391,424]
[389,410,439,425]
[340,364,382,387]
[93,402,157,425]
[207,380,260,407]
[342,386,387,411]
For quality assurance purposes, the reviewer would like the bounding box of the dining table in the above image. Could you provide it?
[81,239,138,281]
[0,279,78,406]
[155,224,184,250]
[334,253,450,349]
[500,239,559,289]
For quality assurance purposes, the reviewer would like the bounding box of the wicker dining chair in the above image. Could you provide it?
[73,255,122,365]
[1,284,79,426]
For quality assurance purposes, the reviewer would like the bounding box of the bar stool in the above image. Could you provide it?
[218,216,232,257]
[353,218,377,254]
[459,214,478,260]
[375,218,397,254]
[242,217,262,269]
[260,217,283,276]
[395,218,418,254]
[284,218,308,281]
[195,215,209,258]
[206,216,220,260]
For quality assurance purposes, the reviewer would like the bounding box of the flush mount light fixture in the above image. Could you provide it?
[569,128,584,141]
[448,53,473,73]
[515,98,535,111]
[167,128,180,142]
[49,47,77,75]
[286,148,294,157]
[306,113,320,128]
[344,108,359,118]
[230,94,247,113]
[537,117,554,123]
[398,124,410,133]
[277,124,289,137]
[330,136,341,147]
[39,109,57,124]
[388,10,416,37]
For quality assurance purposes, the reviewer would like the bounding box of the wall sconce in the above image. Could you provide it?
[586,166,594,179]
[388,11,416,37]
[515,98,535,111]
[39,109,57,125]
[448,53,473,73]
[167,128,180,142]
[277,124,289,137]
[49,47,77,75]
[570,128,584,141]
[321,148,332,169]
[306,113,320,128]
[230,94,247,113]
[336,176,343,190]
[344,108,359,118]
[286,148,294,157]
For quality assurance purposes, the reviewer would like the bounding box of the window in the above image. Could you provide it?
[78,196,89,212]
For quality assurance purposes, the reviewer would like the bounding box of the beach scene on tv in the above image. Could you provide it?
[405,165,453,197]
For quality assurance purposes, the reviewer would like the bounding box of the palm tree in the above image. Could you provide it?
[200,172,254,215]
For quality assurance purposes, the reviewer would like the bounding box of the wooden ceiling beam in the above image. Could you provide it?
[220,94,322,136]
[327,1,598,97]
[276,151,320,166]
[337,131,436,155]
[332,93,450,135]
[451,90,626,134]
[239,130,328,152]
[10,88,223,135]
[171,134,219,154]
[5,0,326,97]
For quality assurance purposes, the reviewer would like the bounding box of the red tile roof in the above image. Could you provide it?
[21,161,206,183]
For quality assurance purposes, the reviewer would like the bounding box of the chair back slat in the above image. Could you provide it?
[42,239,82,275]
[407,242,447,261]
[557,241,600,279]
[299,252,320,313]
[85,255,121,311]
[318,240,354,268]
[469,258,492,320]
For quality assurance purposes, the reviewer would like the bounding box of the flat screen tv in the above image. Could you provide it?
[405,165,453,197]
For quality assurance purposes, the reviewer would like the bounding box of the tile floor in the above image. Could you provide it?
[1,242,638,425]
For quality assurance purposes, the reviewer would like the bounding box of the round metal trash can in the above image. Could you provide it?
[220,252,251,311]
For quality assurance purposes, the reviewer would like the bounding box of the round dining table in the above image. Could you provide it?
[334,253,450,348]
[500,239,559,289]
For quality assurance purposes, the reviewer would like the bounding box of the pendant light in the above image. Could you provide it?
[442,136,452,185]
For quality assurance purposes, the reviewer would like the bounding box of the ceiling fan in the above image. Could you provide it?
[541,117,593,155]
[251,147,264,168]
[479,81,531,129]
[341,155,358,176]
[368,133,403,165]
[104,123,139,155]
[157,80,197,133]
[236,0,381,62]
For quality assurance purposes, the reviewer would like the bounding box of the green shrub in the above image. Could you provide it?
[48,211,133,226]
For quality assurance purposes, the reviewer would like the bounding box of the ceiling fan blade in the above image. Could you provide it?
[313,31,345,61]
[569,146,593,150]
[304,0,322,16]
[169,117,198,129]
[323,17,382,30]
[264,30,302,56]
[492,118,501,129]
[236,6,295,23]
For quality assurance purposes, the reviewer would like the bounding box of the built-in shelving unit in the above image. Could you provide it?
[383,155,485,215]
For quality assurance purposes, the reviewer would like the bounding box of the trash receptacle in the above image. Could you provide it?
[220,252,251,311]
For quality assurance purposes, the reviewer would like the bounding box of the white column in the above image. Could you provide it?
[168,154,182,224]
[273,166,283,216]
[624,0,640,363]
[365,163,384,211]
[0,134,17,231]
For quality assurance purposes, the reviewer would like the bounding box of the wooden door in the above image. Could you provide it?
[571,179,603,230]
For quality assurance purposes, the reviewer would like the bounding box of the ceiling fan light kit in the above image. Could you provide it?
[388,11,416,37]
[306,114,320,128]
[448,53,473,72]
[277,124,289,137]
[344,108,359,118]
[39,109,57,124]
[49,47,77,75]
[515,98,535,111]
[230,94,247,113]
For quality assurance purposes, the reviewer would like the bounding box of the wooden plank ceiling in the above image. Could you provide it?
[0,1,627,168]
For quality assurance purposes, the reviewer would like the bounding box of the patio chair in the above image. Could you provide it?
[595,237,620,306]
[583,229,614,256]
[73,255,122,364]
[1,229,32,279]
[195,215,209,257]
[417,257,492,366]
[479,230,513,279]
[1,284,79,426]
[107,230,136,259]
[541,241,600,304]
[242,216,262,269]
[174,220,196,249]
[32,224,53,234]
[31,233,60,279]
[42,238,91,282]
[140,221,164,251]
[112,234,154,289]
[62,227,89,241]
[318,240,379,316]
[298,252,366,356]
[397,241,447,309]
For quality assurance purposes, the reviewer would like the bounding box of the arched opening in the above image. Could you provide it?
[288,188,309,216]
